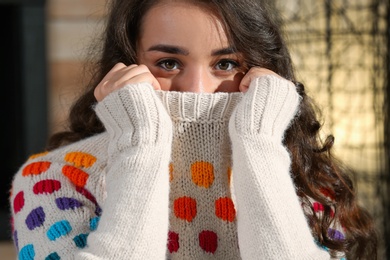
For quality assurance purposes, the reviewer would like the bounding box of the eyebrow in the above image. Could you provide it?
[147,44,189,55]
[146,44,237,56]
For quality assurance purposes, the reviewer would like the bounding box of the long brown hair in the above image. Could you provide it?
[48,0,377,258]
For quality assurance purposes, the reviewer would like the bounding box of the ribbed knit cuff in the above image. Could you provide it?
[94,83,172,154]
[229,75,301,142]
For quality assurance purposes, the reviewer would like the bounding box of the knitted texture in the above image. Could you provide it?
[156,90,242,259]
[10,79,344,259]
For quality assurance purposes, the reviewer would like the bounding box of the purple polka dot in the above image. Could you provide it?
[13,230,18,251]
[55,197,83,210]
[328,228,345,241]
[25,207,45,230]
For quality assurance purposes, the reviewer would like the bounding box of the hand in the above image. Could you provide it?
[230,67,300,139]
[94,63,161,101]
[239,67,285,93]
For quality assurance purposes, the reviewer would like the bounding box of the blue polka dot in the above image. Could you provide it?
[89,216,100,231]
[47,220,72,241]
[73,233,89,248]
[19,244,35,260]
[45,252,60,260]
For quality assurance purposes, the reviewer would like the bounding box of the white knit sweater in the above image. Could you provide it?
[10,75,338,259]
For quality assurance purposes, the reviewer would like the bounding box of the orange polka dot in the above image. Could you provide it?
[174,196,197,222]
[169,163,174,182]
[227,167,232,185]
[215,197,236,222]
[62,165,89,187]
[65,152,96,168]
[191,161,214,188]
[28,151,48,160]
[22,162,51,176]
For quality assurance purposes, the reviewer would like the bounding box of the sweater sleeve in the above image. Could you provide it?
[77,83,172,259]
[229,75,331,260]
[10,83,172,260]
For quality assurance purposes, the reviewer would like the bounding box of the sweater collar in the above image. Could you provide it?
[156,91,243,122]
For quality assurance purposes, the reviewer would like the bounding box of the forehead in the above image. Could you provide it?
[139,2,230,50]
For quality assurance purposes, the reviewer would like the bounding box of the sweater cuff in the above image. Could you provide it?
[94,83,172,152]
[229,75,301,142]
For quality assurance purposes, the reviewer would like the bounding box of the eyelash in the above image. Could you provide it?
[156,58,241,72]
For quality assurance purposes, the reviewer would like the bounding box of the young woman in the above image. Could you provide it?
[10,0,377,259]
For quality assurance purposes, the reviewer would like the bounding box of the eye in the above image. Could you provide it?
[157,59,181,71]
[215,59,239,71]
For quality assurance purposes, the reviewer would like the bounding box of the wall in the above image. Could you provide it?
[47,0,106,134]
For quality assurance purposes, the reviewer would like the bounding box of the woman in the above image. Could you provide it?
[10,0,377,259]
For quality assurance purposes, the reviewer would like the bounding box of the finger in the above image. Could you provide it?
[121,72,161,91]
[239,67,282,93]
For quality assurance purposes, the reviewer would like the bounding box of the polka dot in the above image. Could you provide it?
[22,161,51,176]
[47,220,72,241]
[13,230,18,251]
[76,186,97,204]
[328,228,345,241]
[313,202,324,212]
[169,163,174,182]
[191,161,214,188]
[90,216,100,231]
[320,188,335,200]
[199,230,218,254]
[25,207,45,230]
[73,233,89,248]
[215,197,236,222]
[13,191,25,214]
[173,196,197,222]
[313,202,335,218]
[62,165,89,187]
[19,244,35,260]
[227,167,232,185]
[45,252,60,260]
[28,151,48,160]
[65,152,96,168]
[76,186,102,216]
[167,231,179,253]
[33,179,61,195]
[55,197,83,210]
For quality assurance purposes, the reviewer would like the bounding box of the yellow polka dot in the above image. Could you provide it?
[169,163,174,182]
[191,161,214,188]
[28,151,48,160]
[65,152,96,168]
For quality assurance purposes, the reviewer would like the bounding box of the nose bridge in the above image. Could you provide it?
[184,66,213,93]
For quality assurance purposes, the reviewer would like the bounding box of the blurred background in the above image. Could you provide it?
[0,0,389,259]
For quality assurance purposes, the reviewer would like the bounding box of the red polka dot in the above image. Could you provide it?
[13,191,24,214]
[199,230,218,254]
[22,161,51,176]
[215,197,236,222]
[320,188,335,200]
[313,202,324,212]
[33,180,61,194]
[173,196,197,222]
[167,231,179,253]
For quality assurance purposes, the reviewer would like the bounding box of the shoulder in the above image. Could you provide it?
[11,132,109,208]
